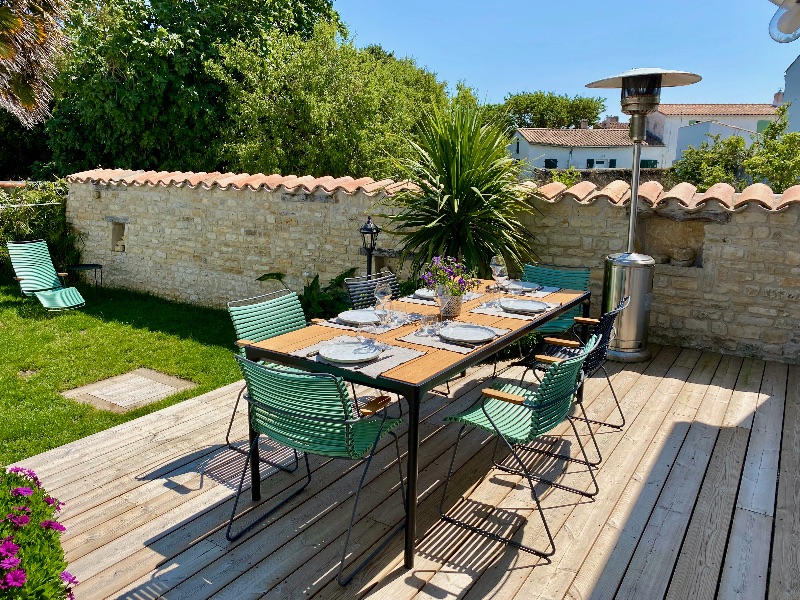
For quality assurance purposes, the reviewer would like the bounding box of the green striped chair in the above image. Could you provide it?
[6,240,85,311]
[226,290,307,455]
[228,356,406,586]
[438,335,599,558]
[521,263,590,334]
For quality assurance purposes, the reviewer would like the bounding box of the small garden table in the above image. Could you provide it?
[69,263,103,287]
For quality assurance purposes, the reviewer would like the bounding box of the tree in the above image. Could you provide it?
[386,104,535,277]
[671,133,751,192]
[214,23,447,179]
[499,91,605,129]
[45,0,338,175]
[744,105,800,192]
[0,110,52,179]
[0,0,68,127]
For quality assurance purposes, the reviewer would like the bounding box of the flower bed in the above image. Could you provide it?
[1,467,76,599]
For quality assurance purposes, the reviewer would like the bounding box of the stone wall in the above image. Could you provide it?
[65,181,400,307]
[523,197,799,363]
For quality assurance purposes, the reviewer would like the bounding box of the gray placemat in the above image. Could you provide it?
[317,313,418,334]
[397,325,511,354]
[292,335,425,378]
[470,302,562,321]
[398,291,483,306]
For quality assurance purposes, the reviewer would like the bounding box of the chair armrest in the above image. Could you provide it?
[360,395,391,416]
[543,337,581,349]
[235,339,254,347]
[310,318,327,325]
[535,354,564,365]
[13,277,23,281]
[57,272,69,277]
[574,317,599,326]
[482,388,525,405]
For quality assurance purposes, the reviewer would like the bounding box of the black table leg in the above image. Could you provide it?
[578,298,591,404]
[249,417,261,502]
[404,388,422,568]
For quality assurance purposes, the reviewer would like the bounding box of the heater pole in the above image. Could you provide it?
[628,140,642,253]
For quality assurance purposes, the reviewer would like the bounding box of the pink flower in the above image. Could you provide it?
[7,514,30,528]
[0,556,20,569]
[10,487,33,497]
[60,571,78,585]
[0,540,19,557]
[5,569,26,587]
[11,506,30,514]
[40,520,66,532]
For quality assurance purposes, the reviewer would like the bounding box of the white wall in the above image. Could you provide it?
[675,122,756,160]
[785,56,800,133]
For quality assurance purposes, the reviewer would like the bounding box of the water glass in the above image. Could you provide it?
[417,314,438,337]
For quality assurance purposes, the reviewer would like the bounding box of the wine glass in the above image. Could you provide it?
[435,284,452,326]
[489,255,507,306]
[374,281,392,310]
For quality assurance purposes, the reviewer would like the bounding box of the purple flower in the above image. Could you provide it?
[11,506,30,514]
[8,515,30,528]
[60,571,79,585]
[10,487,33,497]
[43,497,63,512]
[0,540,19,557]
[67,591,75,600]
[41,520,66,532]
[5,569,26,587]
[0,556,20,569]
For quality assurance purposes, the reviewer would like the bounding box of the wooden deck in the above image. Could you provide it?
[16,346,799,600]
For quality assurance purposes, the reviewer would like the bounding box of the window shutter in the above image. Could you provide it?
[586,159,595,168]
[609,159,617,168]
[544,158,558,169]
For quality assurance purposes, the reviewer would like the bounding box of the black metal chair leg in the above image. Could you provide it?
[439,425,555,559]
[573,399,603,466]
[226,439,311,542]
[572,365,625,430]
[337,431,406,586]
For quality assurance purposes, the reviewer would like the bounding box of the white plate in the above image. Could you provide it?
[505,280,541,292]
[318,341,382,364]
[438,324,497,344]
[500,299,549,314]
[413,288,436,300]
[337,309,381,325]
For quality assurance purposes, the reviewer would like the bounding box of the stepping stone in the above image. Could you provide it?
[63,368,196,413]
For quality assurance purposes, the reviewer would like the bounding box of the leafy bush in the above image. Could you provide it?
[0,182,82,280]
[550,166,582,188]
[386,103,535,277]
[0,467,77,599]
[258,268,357,319]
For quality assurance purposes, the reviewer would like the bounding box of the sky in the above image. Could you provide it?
[333,0,799,118]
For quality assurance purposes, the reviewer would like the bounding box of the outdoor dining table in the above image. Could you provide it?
[238,281,591,569]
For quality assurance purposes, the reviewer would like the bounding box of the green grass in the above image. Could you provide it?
[0,282,241,466]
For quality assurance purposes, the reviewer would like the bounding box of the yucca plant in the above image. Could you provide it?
[384,103,535,277]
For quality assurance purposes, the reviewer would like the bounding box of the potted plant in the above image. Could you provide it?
[0,467,77,599]
[420,256,479,318]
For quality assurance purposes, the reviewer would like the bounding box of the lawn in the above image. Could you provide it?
[0,282,241,466]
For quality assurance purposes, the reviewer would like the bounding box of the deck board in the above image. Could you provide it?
[12,347,798,600]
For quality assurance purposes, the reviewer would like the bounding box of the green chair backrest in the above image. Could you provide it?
[235,356,360,459]
[527,334,599,436]
[6,240,64,296]
[522,263,590,334]
[227,290,306,356]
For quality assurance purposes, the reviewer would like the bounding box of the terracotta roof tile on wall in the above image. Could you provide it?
[657,104,778,116]
[66,168,800,212]
[517,128,663,147]
[66,169,400,196]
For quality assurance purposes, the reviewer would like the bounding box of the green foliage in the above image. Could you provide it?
[490,91,606,130]
[744,105,800,192]
[258,267,357,319]
[550,166,582,187]
[386,104,535,278]
[214,23,446,179]
[0,111,52,179]
[670,133,750,192]
[0,181,82,279]
[46,0,338,175]
[0,468,73,598]
[0,283,240,465]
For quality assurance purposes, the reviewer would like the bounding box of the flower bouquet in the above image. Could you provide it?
[1,467,77,599]
[420,256,479,318]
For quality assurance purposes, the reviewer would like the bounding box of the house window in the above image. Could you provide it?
[757,120,770,133]
[609,159,617,168]
[595,159,607,168]
[515,140,520,154]
[586,159,595,168]
[544,158,558,169]
[111,222,126,252]
[640,159,658,168]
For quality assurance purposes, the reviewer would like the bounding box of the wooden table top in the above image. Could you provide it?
[240,283,589,388]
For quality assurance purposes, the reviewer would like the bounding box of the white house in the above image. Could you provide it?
[647,104,777,165]
[511,127,664,170]
[674,121,758,161]
[784,55,800,131]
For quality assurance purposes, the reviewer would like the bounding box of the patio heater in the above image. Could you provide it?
[586,68,701,361]
[359,216,380,276]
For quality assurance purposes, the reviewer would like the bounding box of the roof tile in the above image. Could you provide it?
[518,128,663,147]
[657,104,777,116]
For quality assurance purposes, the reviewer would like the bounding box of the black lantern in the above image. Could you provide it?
[359,216,380,275]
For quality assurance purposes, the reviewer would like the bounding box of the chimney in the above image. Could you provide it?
[579,119,589,129]
[773,89,785,106]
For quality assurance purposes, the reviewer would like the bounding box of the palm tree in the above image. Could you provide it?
[0,0,68,127]
[386,103,535,277]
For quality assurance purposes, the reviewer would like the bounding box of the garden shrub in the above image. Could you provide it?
[0,467,77,598]
[0,181,82,281]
